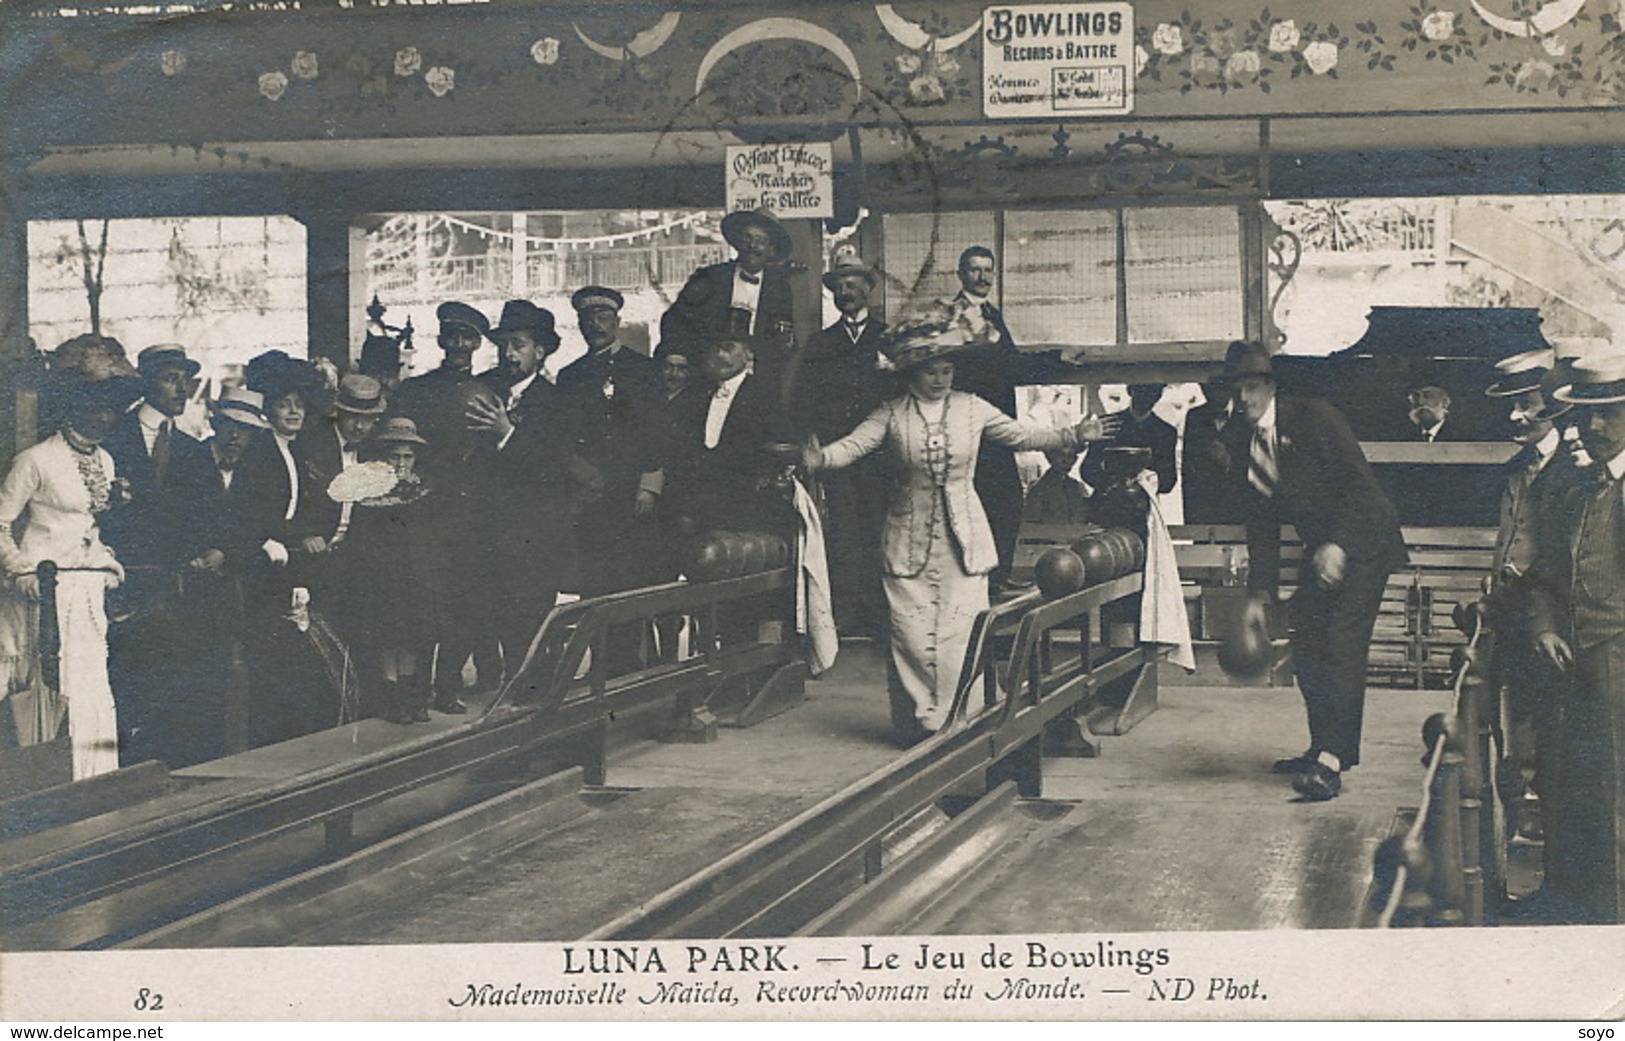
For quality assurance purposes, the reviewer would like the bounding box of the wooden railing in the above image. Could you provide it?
[1367,599,1500,927]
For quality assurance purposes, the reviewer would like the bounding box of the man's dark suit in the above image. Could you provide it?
[557,346,666,596]
[1488,439,1583,837]
[1182,398,1249,524]
[99,408,212,767]
[157,440,256,765]
[669,370,795,538]
[659,261,796,373]
[1529,457,1625,923]
[793,318,896,633]
[472,372,582,665]
[393,365,477,480]
[1243,393,1408,770]
[301,419,365,546]
[949,295,1038,590]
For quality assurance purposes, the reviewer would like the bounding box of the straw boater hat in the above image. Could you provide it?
[881,302,972,371]
[137,343,201,379]
[822,245,879,293]
[1553,351,1625,406]
[1486,348,1571,420]
[1220,340,1275,381]
[720,209,792,263]
[210,387,270,430]
[332,373,387,415]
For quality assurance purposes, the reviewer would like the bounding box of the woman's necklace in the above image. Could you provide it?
[65,432,111,513]
[912,393,951,487]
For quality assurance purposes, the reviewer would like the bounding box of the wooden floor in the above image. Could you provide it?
[291,642,1451,942]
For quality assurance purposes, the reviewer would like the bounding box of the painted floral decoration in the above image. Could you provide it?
[1267,19,1300,52]
[1152,23,1185,55]
[531,37,560,65]
[1227,48,1262,82]
[160,49,186,76]
[258,70,288,101]
[1513,58,1556,90]
[1420,10,1456,41]
[394,46,422,78]
[909,73,947,102]
[425,65,456,97]
[886,43,971,107]
[1303,39,1339,74]
[291,50,319,80]
[1541,35,1568,58]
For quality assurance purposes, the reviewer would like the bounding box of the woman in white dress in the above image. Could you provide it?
[0,380,130,779]
[805,308,1115,740]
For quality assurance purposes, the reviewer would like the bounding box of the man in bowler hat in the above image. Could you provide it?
[1228,340,1407,801]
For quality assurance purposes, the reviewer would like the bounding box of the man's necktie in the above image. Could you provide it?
[1248,425,1278,499]
[152,420,173,485]
[738,270,761,285]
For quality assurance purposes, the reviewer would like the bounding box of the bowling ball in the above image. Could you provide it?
[768,535,791,569]
[738,531,768,574]
[1121,530,1146,571]
[1216,608,1271,680]
[714,531,745,578]
[1071,534,1112,583]
[685,535,726,582]
[1035,548,1086,600]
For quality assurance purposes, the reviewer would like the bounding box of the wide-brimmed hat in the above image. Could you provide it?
[822,245,878,292]
[55,376,141,419]
[1553,351,1625,406]
[720,209,792,263]
[436,301,490,338]
[490,299,560,346]
[570,285,624,314]
[137,343,201,380]
[333,373,387,415]
[371,416,428,446]
[245,350,325,403]
[1220,340,1274,381]
[210,387,270,430]
[881,302,972,371]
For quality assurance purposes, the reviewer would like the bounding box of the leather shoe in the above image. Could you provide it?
[433,695,468,715]
[1292,762,1341,801]
[1272,752,1316,774]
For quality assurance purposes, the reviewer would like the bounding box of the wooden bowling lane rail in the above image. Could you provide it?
[1365,598,1499,928]
[583,572,1158,941]
[0,566,803,950]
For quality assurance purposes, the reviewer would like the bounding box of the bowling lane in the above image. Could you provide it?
[908,681,1451,934]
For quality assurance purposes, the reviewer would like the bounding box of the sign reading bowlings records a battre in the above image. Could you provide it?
[982,3,1134,117]
[725,143,834,220]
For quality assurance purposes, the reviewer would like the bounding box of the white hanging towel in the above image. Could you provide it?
[1141,496,1196,672]
[792,477,839,676]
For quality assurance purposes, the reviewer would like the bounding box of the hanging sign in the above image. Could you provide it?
[725,142,834,220]
[982,2,1134,118]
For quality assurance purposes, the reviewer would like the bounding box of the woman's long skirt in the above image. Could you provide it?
[882,497,988,735]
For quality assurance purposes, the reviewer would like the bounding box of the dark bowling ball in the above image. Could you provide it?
[1216,607,1271,681]
[715,531,745,578]
[738,531,768,574]
[1121,530,1146,571]
[1071,534,1112,584]
[1098,529,1130,579]
[1035,548,1086,600]
[769,534,792,569]
[686,534,727,582]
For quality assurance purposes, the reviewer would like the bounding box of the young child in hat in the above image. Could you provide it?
[328,418,447,724]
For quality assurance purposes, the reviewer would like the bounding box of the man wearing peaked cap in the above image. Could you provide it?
[1483,348,1583,847]
[1223,339,1407,802]
[659,209,797,379]
[394,301,491,476]
[1525,349,1625,924]
[559,283,667,611]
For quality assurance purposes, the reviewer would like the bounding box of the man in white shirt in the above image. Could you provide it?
[659,210,798,379]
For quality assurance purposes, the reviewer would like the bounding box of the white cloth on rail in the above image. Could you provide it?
[792,477,838,676]
[1141,495,1196,672]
